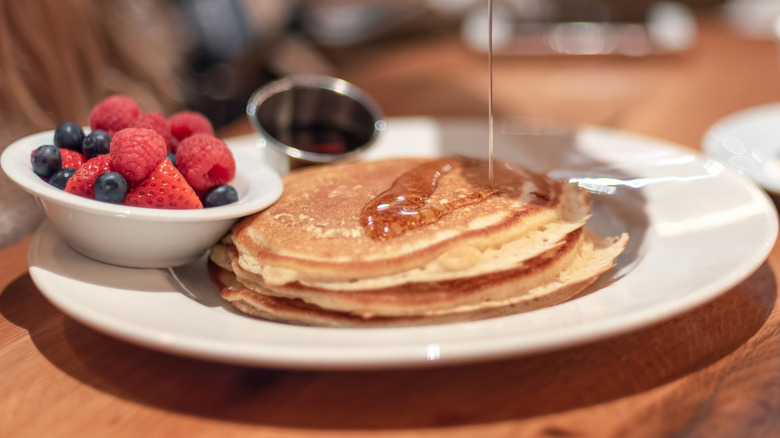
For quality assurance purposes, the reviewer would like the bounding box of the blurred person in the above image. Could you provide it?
[174,0,298,128]
[0,0,184,247]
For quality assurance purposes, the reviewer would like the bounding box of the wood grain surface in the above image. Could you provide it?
[4,13,780,437]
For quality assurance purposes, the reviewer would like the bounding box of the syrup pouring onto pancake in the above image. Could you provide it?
[209,2,628,326]
[360,1,498,240]
[488,0,494,188]
[359,157,560,240]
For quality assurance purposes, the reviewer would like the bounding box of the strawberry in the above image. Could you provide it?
[64,154,113,198]
[60,148,85,170]
[122,159,202,209]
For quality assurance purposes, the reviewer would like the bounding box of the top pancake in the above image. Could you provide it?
[229,157,586,283]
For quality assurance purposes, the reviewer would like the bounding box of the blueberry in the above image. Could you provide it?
[48,168,76,190]
[94,172,127,204]
[202,185,238,208]
[166,152,176,167]
[54,122,85,151]
[82,130,112,159]
[31,145,62,178]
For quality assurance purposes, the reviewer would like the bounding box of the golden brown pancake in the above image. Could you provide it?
[210,262,597,327]
[211,157,628,326]
[231,158,586,282]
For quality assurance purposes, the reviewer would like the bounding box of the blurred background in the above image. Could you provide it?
[3,0,780,246]
[0,0,732,139]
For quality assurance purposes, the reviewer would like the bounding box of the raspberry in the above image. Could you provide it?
[110,128,166,185]
[64,154,114,198]
[89,95,141,135]
[60,148,85,170]
[175,133,236,193]
[123,159,203,209]
[168,111,214,142]
[132,113,178,153]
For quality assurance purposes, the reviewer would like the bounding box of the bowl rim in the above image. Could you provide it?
[246,74,387,164]
[1,129,283,222]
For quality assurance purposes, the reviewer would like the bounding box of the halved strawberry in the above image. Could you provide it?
[64,154,113,198]
[60,148,85,170]
[122,159,202,209]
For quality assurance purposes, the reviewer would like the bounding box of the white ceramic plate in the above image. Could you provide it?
[28,117,778,370]
[703,102,780,194]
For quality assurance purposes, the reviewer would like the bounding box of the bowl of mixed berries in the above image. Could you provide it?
[1,95,282,268]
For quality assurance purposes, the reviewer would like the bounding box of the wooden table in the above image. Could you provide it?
[4,13,780,437]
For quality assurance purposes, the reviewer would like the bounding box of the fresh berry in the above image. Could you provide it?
[109,128,166,184]
[48,168,76,190]
[64,154,114,198]
[123,159,202,209]
[94,172,127,204]
[82,130,112,159]
[201,184,238,208]
[175,134,235,193]
[168,111,214,142]
[60,148,85,169]
[31,145,62,178]
[89,95,141,135]
[166,152,176,167]
[53,122,84,151]
[132,113,177,152]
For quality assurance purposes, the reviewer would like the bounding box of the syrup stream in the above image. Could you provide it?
[488,0,494,188]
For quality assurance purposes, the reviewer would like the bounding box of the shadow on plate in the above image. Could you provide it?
[0,262,775,430]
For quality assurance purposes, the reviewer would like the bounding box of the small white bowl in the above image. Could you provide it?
[1,130,283,268]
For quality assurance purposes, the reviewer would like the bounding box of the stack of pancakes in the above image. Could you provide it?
[210,157,627,327]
